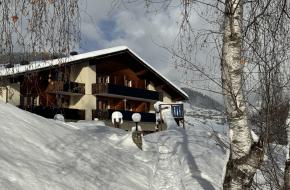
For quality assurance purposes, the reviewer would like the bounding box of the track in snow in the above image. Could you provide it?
[150,134,185,190]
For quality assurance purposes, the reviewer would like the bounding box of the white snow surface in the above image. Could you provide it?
[0,101,228,189]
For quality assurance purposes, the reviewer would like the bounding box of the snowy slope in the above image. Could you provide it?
[0,102,150,190]
[0,101,228,190]
[144,103,228,190]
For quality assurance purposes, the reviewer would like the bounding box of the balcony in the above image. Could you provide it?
[20,106,85,120]
[47,81,85,96]
[92,83,162,101]
[93,109,156,122]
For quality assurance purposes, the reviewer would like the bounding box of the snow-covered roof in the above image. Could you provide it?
[0,46,129,77]
[0,46,188,100]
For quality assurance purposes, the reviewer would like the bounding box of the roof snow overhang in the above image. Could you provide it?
[0,46,188,100]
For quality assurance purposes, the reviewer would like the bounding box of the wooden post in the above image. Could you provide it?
[159,108,163,131]
[5,86,8,103]
[132,131,142,150]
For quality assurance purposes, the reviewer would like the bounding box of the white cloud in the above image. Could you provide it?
[79,0,222,101]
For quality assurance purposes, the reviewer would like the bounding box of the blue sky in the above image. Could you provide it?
[98,19,125,41]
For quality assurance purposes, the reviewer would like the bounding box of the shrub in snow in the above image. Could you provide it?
[111,111,123,126]
[54,114,65,122]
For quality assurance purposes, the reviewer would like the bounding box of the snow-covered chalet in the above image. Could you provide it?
[0,46,188,122]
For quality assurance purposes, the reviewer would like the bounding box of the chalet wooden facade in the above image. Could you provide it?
[0,46,188,122]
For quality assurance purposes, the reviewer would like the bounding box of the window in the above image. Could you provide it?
[97,76,110,84]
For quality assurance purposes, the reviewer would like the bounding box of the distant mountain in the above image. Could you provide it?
[182,87,224,111]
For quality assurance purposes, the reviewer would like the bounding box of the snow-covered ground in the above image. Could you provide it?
[0,101,228,189]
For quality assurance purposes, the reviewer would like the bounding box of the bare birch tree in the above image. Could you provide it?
[220,1,267,188]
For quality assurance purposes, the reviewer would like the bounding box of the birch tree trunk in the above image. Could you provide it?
[284,151,290,189]
[284,116,290,189]
[222,0,263,189]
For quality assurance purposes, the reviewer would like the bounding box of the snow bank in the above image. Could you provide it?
[0,101,228,190]
[0,101,150,190]
[144,103,228,190]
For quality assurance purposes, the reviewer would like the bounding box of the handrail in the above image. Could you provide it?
[92,83,108,94]
[92,83,162,101]
[47,81,85,94]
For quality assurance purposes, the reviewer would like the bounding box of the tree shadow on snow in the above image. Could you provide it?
[175,127,217,190]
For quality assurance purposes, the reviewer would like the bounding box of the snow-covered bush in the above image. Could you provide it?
[154,101,163,112]
[111,111,123,125]
[54,114,65,122]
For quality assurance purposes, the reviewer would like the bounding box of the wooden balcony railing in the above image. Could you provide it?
[93,109,156,122]
[25,106,85,120]
[47,81,85,95]
[92,83,163,101]
[92,83,108,94]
